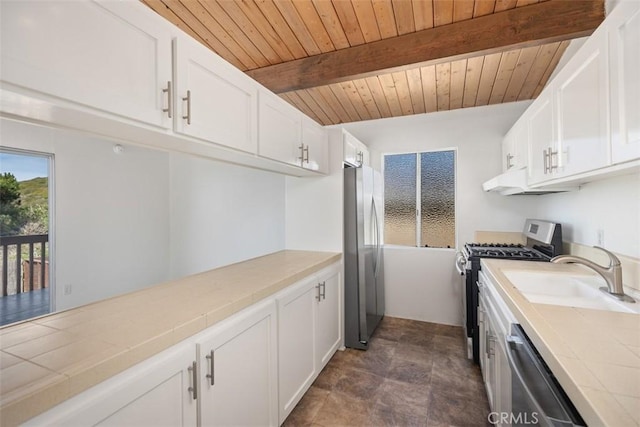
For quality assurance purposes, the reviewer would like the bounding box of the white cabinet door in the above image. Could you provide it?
[343,132,359,166]
[302,116,329,174]
[277,277,318,422]
[503,118,528,171]
[197,299,278,427]
[0,0,172,129]
[25,343,197,427]
[527,90,557,185]
[258,90,301,166]
[609,2,640,164]
[315,268,342,369]
[343,131,369,167]
[555,31,610,177]
[174,37,257,154]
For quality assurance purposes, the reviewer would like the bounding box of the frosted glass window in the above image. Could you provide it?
[383,150,456,248]
[421,151,455,248]
[384,154,416,246]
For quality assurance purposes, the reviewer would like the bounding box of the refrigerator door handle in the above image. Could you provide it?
[372,198,381,277]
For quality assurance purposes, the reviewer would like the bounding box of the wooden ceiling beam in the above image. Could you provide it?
[246,0,604,93]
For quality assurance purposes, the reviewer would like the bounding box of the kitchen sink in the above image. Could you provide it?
[502,270,640,313]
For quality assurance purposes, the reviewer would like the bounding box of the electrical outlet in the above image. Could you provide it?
[64,284,72,295]
[597,229,604,246]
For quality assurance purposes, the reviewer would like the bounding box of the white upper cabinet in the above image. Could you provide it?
[527,90,557,185]
[258,89,329,174]
[554,30,610,177]
[502,117,528,172]
[258,90,302,166]
[301,116,329,174]
[174,37,258,154]
[0,0,172,129]
[608,1,640,164]
[343,131,370,167]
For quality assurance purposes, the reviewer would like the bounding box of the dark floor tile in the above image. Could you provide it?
[313,390,372,427]
[386,356,433,385]
[375,378,430,420]
[333,367,385,401]
[312,357,346,391]
[283,386,330,426]
[432,334,466,357]
[394,343,436,365]
[349,338,396,376]
[369,403,428,427]
[373,317,409,342]
[433,323,464,339]
[430,359,485,401]
[426,387,491,427]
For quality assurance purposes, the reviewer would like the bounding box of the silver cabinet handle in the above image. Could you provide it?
[205,350,214,386]
[357,151,364,166]
[543,149,549,174]
[549,148,559,172]
[315,284,321,301]
[303,145,309,164]
[182,90,191,125]
[162,81,172,118]
[187,361,198,400]
[298,144,305,165]
[506,153,514,169]
[320,281,326,300]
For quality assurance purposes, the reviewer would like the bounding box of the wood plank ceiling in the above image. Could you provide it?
[142,0,604,125]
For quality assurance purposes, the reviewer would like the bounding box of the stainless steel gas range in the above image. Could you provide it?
[455,219,563,363]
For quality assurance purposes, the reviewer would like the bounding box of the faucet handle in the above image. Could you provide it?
[593,246,621,267]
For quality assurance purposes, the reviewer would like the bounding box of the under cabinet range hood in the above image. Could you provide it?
[482,168,575,195]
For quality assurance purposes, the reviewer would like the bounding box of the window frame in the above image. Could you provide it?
[382,147,458,250]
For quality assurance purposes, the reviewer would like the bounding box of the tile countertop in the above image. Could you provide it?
[482,259,640,427]
[0,250,341,426]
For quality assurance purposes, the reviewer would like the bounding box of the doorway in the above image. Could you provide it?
[0,148,53,325]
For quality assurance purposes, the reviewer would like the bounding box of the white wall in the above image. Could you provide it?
[339,102,540,325]
[1,119,171,311]
[2,119,288,312]
[533,173,640,258]
[285,132,344,253]
[169,153,285,278]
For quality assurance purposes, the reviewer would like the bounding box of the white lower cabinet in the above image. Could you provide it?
[24,343,198,426]
[479,279,511,427]
[23,263,341,426]
[197,299,278,427]
[277,264,342,422]
[316,269,342,368]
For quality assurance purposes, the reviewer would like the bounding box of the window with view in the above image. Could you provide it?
[383,150,456,248]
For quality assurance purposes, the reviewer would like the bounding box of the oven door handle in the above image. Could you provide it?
[455,251,466,276]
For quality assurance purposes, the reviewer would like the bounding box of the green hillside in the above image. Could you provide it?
[19,177,48,207]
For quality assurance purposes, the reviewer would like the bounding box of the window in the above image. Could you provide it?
[383,150,456,248]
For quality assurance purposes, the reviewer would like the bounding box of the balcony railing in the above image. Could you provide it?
[0,234,49,297]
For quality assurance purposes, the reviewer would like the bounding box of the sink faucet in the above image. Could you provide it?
[551,246,635,303]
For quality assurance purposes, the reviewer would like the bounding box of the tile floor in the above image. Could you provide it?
[284,316,491,426]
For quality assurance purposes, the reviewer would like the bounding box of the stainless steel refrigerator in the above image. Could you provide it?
[344,165,384,350]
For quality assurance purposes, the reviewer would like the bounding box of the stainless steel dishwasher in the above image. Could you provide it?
[506,324,585,427]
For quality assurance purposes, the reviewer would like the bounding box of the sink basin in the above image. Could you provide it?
[502,270,639,314]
